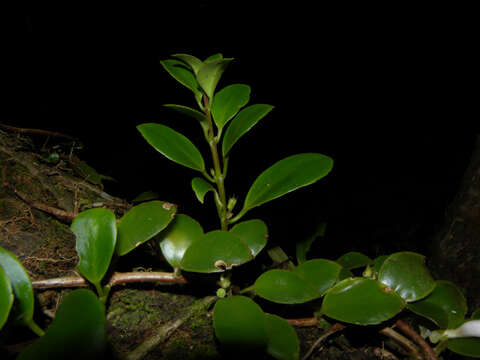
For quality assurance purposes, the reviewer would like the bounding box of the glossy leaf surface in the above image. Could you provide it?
[138,123,205,172]
[172,53,203,75]
[0,265,13,329]
[230,219,268,257]
[407,280,467,329]
[296,222,326,264]
[378,252,435,302]
[160,59,202,98]
[71,208,117,286]
[292,259,341,295]
[158,214,204,269]
[448,337,480,358]
[181,231,253,273]
[213,295,267,351]
[322,278,405,325]
[197,58,233,99]
[212,84,250,130]
[17,289,106,360]
[265,313,299,360]
[242,153,333,214]
[372,255,388,274]
[117,200,176,256]
[336,252,372,270]
[191,177,215,204]
[222,104,274,157]
[255,270,320,304]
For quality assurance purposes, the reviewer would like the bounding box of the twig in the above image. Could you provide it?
[286,317,319,327]
[395,320,438,360]
[0,123,76,140]
[301,323,346,360]
[379,327,422,360]
[372,347,398,360]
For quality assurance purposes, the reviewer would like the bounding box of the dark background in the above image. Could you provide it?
[2,3,477,260]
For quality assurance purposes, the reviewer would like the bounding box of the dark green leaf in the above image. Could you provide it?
[158,214,204,269]
[204,53,223,62]
[160,59,202,99]
[131,191,159,204]
[448,337,480,358]
[473,308,480,319]
[336,252,372,270]
[265,313,299,360]
[17,289,106,360]
[172,53,203,75]
[378,252,436,302]
[137,123,205,172]
[230,219,268,257]
[71,208,117,286]
[197,58,233,99]
[292,259,341,295]
[191,177,216,204]
[372,255,388,275]
[0,265,13,330]
[117,200,176,256]
[322,278,405,325]
[296,222,326,264]
[211,84,251,130]
[222,104,274,157]
[338,267,354,281]
[163,104,208,135]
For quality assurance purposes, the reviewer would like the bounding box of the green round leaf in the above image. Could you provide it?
[137,123,205,172]
[158,214,204,269]
[372,255,388,275]
[116,200,176,256]
[160,59,202,98]
[191,177,216,204]
[265,313,299,360]
[407,280,467,329]
[71,208,117,286]
[197,58,233,99]
[378,252,436,302]
[212,84,251,130]
[254,270,320,304]
[17,289,106,360]
[338,267,354,281]
[322,278,405,325]
[222,104,274,157]
[242,153,334,214]
[180,230,253,273]
[230,219,268,258]
[336,252,372,270]
[172,53,203,75]
[292,259,342,295]
[448,337,480,358]
[0,265,14,330]
[213,295,267,352]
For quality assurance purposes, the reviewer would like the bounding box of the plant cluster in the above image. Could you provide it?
[1,53,479,359]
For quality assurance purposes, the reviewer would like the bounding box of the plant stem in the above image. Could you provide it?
[27,320,45,337]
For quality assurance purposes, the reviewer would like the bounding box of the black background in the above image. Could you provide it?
[2,3,477,259]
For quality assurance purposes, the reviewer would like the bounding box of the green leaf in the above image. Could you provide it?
[71,209,117,287]
[241,153,334,215]
[116,200,176,256]
[160,59,202,99]
[292,259,342,295]
[254,270,320,304]
[157,214,204,269]
[448,337,480,358]
[197,58,233,99]
[265,313,299,360]
[230,219,268,258]
[181,230,253,273]
[213,295,267,352]
[17,289,106,360]
[473,308,480,319]
[191,177,216,204]
[137,123,205,172]
[163,104,208,135]
[222,104,274,157]
[336,252,373,270]
[372,255,388,275]
[407,280,467,329]
[378,252,436,302]
[131,191,159,204]
[172,53,203,75]
[296,222,327,264]
[204,53,223,62]
[322,278,405,325]
[0,265,14,330]
[211,84,251,130]
[338,267,354,281]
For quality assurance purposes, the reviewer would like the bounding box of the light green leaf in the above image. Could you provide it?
[265,313,299,360]
[230,219,268,258]
[0,265,14,330]
[137,123,205,172]
[322,278,405,325]
[336,252,373,270]
[160,59,202,99]
[197,58,233,99]
[191,177,216,204]
[296,222,327,264]
[163,104,208,135]
[211,84,251,130]
[181,230,253,273]
[241,153,334,215]
[116,200,176,256]
[378,252,436,302]
[213,295,267,352]
[172,53,203,75]
[222,104,273,157]
[17,289,106,360]
[204,53,223,62]
[157,214,204,269]
[292,259,342,295]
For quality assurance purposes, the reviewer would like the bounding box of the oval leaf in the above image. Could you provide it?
[137,123,205,172]
[163,104,209,135]
[296,222,327,264]
[222,104,274,157]
[378,252,436,302]
[255,270,320,304]
[230,219,268,258]
[265,313,299,360]
[407,280,467,329]
[181,230,253,273]
[336,252,372,270]
[242,153,334,214]
[212,84,251,130]
[448,337,480,358]
[172,53,203,75]
[213,295,267,352]
[197,58,233,99]
[372,255,388,275]
[0,265,14,330]
[160,59,202,98]
[157,214,204,269]
[17,289,106,360]
[322,278,405,325]
[116,200,176,256]
[292,259,342,296]
[191,177,216,204]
